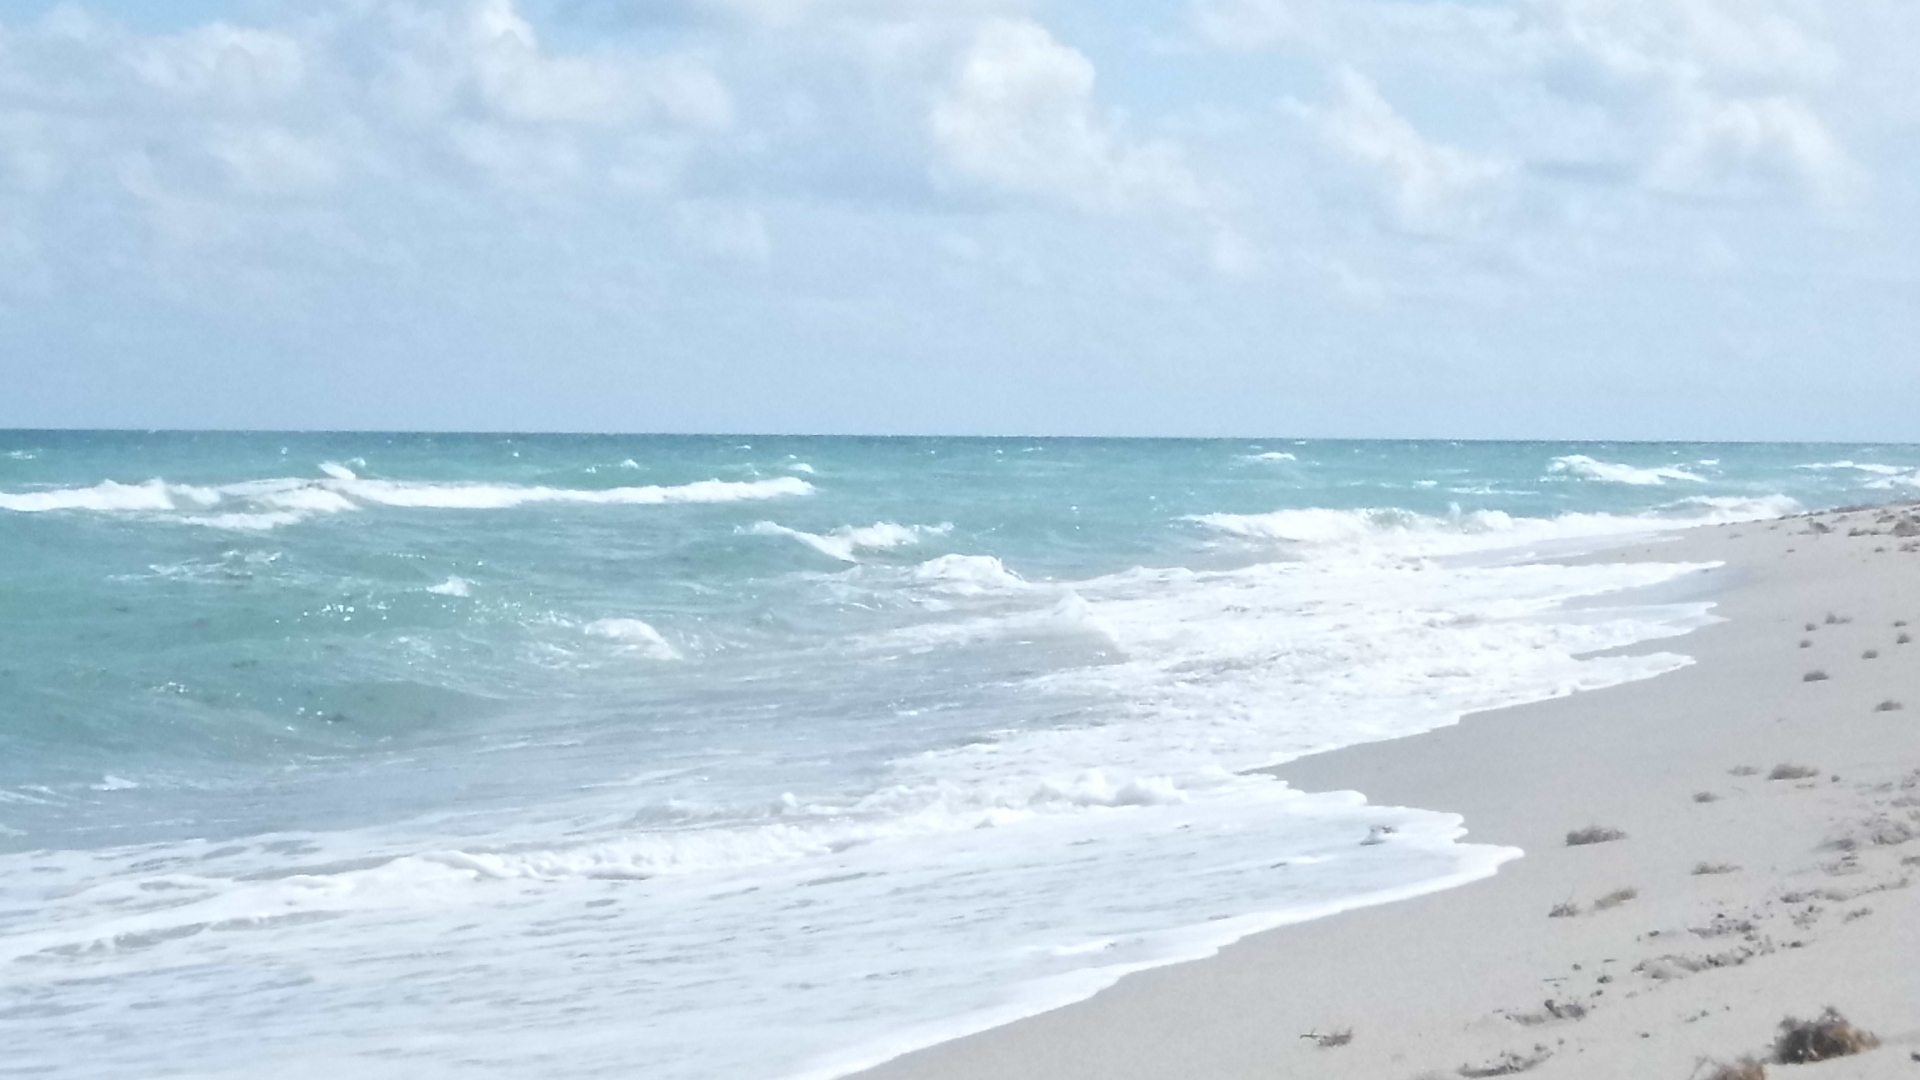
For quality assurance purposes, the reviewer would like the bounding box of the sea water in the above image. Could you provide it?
[0,433,1913,1079]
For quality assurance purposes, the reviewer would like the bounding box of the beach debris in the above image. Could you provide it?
[1548,901,1580,918]
[1873,699,1903,712]
[1692,862,1739,875]
[1702,1058,1767,1080]
[1769,764,1821,781]
[1594,887,1639,910]
[1772,1008,1878,1063]
[1300,1027,1352,1048]
[1360,824,1398,845]
[1566,825,1627,846]
[1802,670,1829,682]
[1458,1045,1551,1077]
[1510,999,1587,1026]
[1693,791,1720,803]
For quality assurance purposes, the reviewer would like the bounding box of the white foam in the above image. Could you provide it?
[746,521,948,562]
[1795,460,1909,475]
[584,618,682,660]
[0,479,177,513]
[0,474,813,528]
[426,577,471,597]
[1243,451,1297,461]
[1548,454,1706,485]
[910,554,1030,595]
[1191,496,1796,557]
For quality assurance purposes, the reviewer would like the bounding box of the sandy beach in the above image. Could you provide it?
[858,505,1920,1080]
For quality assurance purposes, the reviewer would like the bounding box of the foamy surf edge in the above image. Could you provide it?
[784,834,1521,1080]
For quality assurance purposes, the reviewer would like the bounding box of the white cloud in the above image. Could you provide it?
[132,23,307,110]
[1306,67,1507,233]
[1197,0,1864,210]
[928,17,1202,213]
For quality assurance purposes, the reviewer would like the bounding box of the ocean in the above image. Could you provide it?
[1,433,1914,1079]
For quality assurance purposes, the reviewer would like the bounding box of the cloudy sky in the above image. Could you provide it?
[1,0,1915,437]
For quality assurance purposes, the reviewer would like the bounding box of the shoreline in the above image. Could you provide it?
[854,504,1920,1079]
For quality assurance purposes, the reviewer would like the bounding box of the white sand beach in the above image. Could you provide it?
[859,505,1920,1080]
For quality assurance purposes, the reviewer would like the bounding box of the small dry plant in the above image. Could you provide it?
[1772,1008,1878,1063]
[1769,763,1820,781]
[1704,1058,1766,1080]
[1693,861,1739,875]
[1593,887,1638,910]
[1547,901,1579,918]
[1300,1027,1352,1048]
[1566,825,1626,846]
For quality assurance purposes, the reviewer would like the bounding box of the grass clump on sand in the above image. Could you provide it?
[1704,1058,1767,1080]
[1769,763,1821,781]
[1693,861,1739,875]
[1547,901,1580,918]
[1593,887,1637,910]
[1802,670,1830,682]
[1566,825,1626,846]
[1874,699,1904,712]
[1773,1009,1879,1063]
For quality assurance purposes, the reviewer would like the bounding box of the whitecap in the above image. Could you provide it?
[745,521,948,563]
[584,619,683,661]
[1547,454,1705,485]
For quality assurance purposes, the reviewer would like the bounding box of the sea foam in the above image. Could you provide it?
[1547,454,1707,485]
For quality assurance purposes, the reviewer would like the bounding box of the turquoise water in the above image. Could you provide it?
[0,434,1914,1079]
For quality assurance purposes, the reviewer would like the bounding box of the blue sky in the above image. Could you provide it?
[1,0,1915,437]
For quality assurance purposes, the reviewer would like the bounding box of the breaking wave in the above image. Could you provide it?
[0,469,815,528]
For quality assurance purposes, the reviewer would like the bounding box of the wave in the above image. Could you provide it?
[1795,460,1920,488]
[911,553,1030,595]
[1242,452,1296,462]
[1547,454,1707,485]
[745,521,949,563]
[0,472,814,528]
[584,618,682,660]
[1190,495,1797,557]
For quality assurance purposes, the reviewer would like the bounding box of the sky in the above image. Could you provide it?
[0,0,1916,438]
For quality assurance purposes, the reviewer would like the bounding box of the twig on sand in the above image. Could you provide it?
[1300,1028,1352,1048]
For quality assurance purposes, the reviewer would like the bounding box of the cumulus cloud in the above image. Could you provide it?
[1305,67,1508,233]
[1198,0,1865,211]
[928,17,1202,213]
